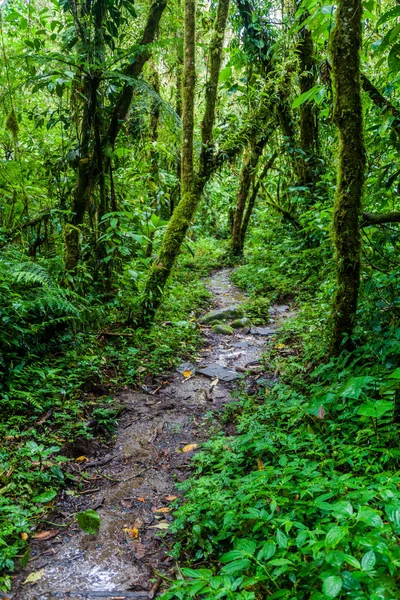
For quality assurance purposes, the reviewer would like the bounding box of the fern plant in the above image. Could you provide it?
[0,251,81,380]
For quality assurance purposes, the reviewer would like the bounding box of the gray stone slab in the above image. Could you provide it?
[196,364,240,382]
[276,305,290,313]
[250,327,276,336]
[232,341,252,348]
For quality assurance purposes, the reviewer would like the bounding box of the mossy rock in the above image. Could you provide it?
[212,323,234,335]
[199,305,244,324]
[231,317,251,329]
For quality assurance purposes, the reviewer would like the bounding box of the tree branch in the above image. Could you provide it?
[361,211,400,227]
[105,0,168,150]
[361,73,400,138]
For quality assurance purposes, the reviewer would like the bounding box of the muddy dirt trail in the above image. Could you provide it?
[11,269,294,600]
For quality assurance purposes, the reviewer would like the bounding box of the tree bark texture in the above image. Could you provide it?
[330,0,365,355]
[232,135,268,256]
[137,0,230,324]
[65,0,167,273]
[297,7,319,191]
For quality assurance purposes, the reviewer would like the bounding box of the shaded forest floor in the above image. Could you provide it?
[11,269,295,599]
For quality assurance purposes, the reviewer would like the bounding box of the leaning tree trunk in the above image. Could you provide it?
[231,135,267,256]
[136,0,230,325]
[330,0,365,355]
[136,0,196,324]
[238,150,277,254]
[64,0,167,274]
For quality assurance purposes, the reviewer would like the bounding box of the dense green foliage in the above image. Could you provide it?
[161,220,400,599]
[1,0,400,594]
[0,241,221,591]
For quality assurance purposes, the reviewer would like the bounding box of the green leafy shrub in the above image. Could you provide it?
[162,366,400,600]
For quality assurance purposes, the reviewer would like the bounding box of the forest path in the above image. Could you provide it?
[12,269,294,600]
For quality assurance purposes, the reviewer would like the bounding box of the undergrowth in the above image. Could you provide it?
[161,223,400,600]
[0,237,223,592]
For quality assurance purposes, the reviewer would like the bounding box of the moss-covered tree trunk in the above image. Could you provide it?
[232,136,267,256]
[297,5,318,193]
[330,0,365,355]
[64,0,167,274]
[239,150,277,253]
[136,0,230,325]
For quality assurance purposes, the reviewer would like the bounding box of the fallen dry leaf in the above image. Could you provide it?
[165,495,177,501]
[22,569,44,585]
[181,443,198,453]
[210,377,219,388]
[153,507,171,513]
[136,497,145,502]
[123,527,139,539]
[32,530,59,542]
[149,522,169,530]
[183,370,192,378]
[21,532,29,541]
[133,542,148,559]
[75,456,89,463]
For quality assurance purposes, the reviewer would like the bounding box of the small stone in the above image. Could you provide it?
[231,317,251,329]
[250,327,275,336]
[276,305,290,313]
[199,305,244,324]
[212,324,234,335]
[176,362,196,374]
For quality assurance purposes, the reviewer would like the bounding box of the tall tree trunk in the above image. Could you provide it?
[137,0,230,325]
[239,150,277,253]
[172,57,183,215]
[232,135,267,256]
[330,0,365,355]
[297,6,318,192]
[64,0,167,274]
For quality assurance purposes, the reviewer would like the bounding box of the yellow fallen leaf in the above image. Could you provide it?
[75,456,89,463]
[183,370,192,378]
[276,343,286,349]
[21,532,29,541]
[22,569,44,585]
[153,507,171,513]
[165,495,177,501]
[123,527,139,539]
[182,443,198,453]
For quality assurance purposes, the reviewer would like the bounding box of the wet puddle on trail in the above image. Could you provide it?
[11,269,294,600]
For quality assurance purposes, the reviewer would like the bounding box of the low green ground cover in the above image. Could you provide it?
[162,223,400,600]
[0,237,225,592]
